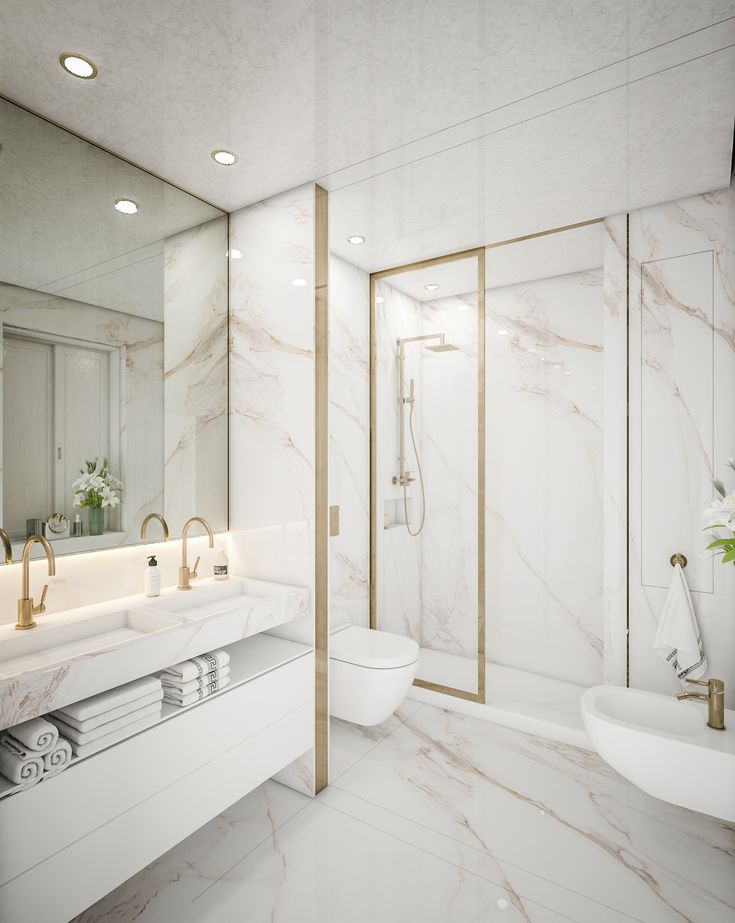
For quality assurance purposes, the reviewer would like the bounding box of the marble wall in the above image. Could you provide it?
[328,255,370,630]
[163,217,228,537]
[626,182,735,704]
[486,269,605,688]
[0,282,164,546]
[228,183,317,791]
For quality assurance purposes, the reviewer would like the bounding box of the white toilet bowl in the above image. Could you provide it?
[330,625,419,726]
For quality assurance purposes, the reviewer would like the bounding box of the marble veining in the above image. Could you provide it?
[71,704,735,923]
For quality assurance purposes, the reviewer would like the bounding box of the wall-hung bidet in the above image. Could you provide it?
[330,625,419,725]
[393,332,458,535]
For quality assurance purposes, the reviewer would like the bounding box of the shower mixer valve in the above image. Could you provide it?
[393,471,415,486]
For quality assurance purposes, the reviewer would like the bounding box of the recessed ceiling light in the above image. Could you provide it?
[497,898,509,910]
[59,53,98,79]
[424,282,439,292]
[497,329,508,336]
[347,235,366,245]
[292,278,307,287]
[375,296,385,304]
[114,198,139,215]
[211,149,237,166]
[227,248,243,260]
[456,303,470,312]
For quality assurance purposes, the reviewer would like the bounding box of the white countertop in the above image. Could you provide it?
[0,575,309,731]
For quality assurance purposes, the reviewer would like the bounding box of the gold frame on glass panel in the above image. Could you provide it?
[370,247,486,703]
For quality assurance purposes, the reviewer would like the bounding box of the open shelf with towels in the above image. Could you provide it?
[0,632,312,802]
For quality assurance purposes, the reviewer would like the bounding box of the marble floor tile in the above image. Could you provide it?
[71,781,310,923]
[328,700,425,782]
[191,799,574,923]
[331,705,735,923]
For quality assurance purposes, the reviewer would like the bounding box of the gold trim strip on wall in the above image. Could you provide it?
[314,184,329,794]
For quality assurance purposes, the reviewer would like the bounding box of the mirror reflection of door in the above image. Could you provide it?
[3,331,117,539]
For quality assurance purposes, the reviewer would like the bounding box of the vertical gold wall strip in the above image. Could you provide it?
[369,274,377,631]
[477,251,486,702]
[314,184,329,793]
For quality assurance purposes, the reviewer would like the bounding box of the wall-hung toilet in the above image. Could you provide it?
[330,625,420,726]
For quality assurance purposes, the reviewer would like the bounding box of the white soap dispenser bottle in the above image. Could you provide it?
[214,549,229,581]
[145,555,161,597]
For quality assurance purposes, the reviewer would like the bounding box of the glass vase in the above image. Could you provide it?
[88,507,104,536]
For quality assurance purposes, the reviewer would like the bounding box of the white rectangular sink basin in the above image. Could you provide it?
[143,576,306,623]
[0,608,180,678]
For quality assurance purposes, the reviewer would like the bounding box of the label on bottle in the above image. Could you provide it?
[214,564,228,576]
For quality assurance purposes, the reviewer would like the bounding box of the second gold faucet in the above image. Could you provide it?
[178,516,214,590]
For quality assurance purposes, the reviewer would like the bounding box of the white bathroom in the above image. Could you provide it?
[0,4,733,922]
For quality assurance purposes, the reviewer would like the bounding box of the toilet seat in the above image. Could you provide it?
[330,625,418,669]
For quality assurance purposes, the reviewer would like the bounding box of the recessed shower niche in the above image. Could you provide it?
[371,251,485,699]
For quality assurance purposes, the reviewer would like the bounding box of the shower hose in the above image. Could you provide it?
[403,398,426,536]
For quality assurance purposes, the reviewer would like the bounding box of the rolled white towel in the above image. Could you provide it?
[53,688,163,733]
[162,650,230,684]
[42,737,72,778]
[0,743,44,787]
[161,666,230,697]
[163,674,231,708]
[4,717,58,754]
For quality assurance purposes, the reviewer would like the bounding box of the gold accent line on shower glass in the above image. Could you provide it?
[140,512,170,542]
[370,247,486,703]
[178,516,214,590]
[314,183,329,794]
[16,534,56,630]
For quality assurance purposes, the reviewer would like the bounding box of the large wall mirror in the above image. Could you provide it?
[0,98,228,556]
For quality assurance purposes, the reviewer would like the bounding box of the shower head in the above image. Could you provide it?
[425,342,459,352]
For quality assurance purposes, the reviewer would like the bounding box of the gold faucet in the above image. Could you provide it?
[178,516,214,591]
[140,513,170,542]
[0,528,13,564]
[677,678,726,730]
[16,534,56,630]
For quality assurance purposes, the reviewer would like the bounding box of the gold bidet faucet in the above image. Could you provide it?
[677,677,726,730]
[178,516,214,591]
[16,534,56,630]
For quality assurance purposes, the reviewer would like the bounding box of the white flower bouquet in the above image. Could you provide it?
[72,458,123,511]
[703,458,735,566]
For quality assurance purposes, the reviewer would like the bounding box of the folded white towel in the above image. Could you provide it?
[53,688,163,733]
[161,666,230,697]
[163,674,231,708]
[57,675,162,722]
[49,701,162,748]
[0,743,44,787]
[68,711,161,759]
[162,650,230,683]
[42,737,72,778]
[4,717,58,754]
[654,562,707,681]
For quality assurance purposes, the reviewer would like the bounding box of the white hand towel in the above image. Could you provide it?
[49,701,162,748]
[163,674,231,708]
[162,650,230,683]
[42,737,72,777]
[69,711,161,759]
[57,675,162,722]
[4,717,58,754]
[0,743,44,787]
[161,666,230,697]
[53,688,163,733]
[654,562,707,681]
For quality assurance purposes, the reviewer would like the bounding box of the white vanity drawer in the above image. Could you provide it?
[0,649,313,897]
